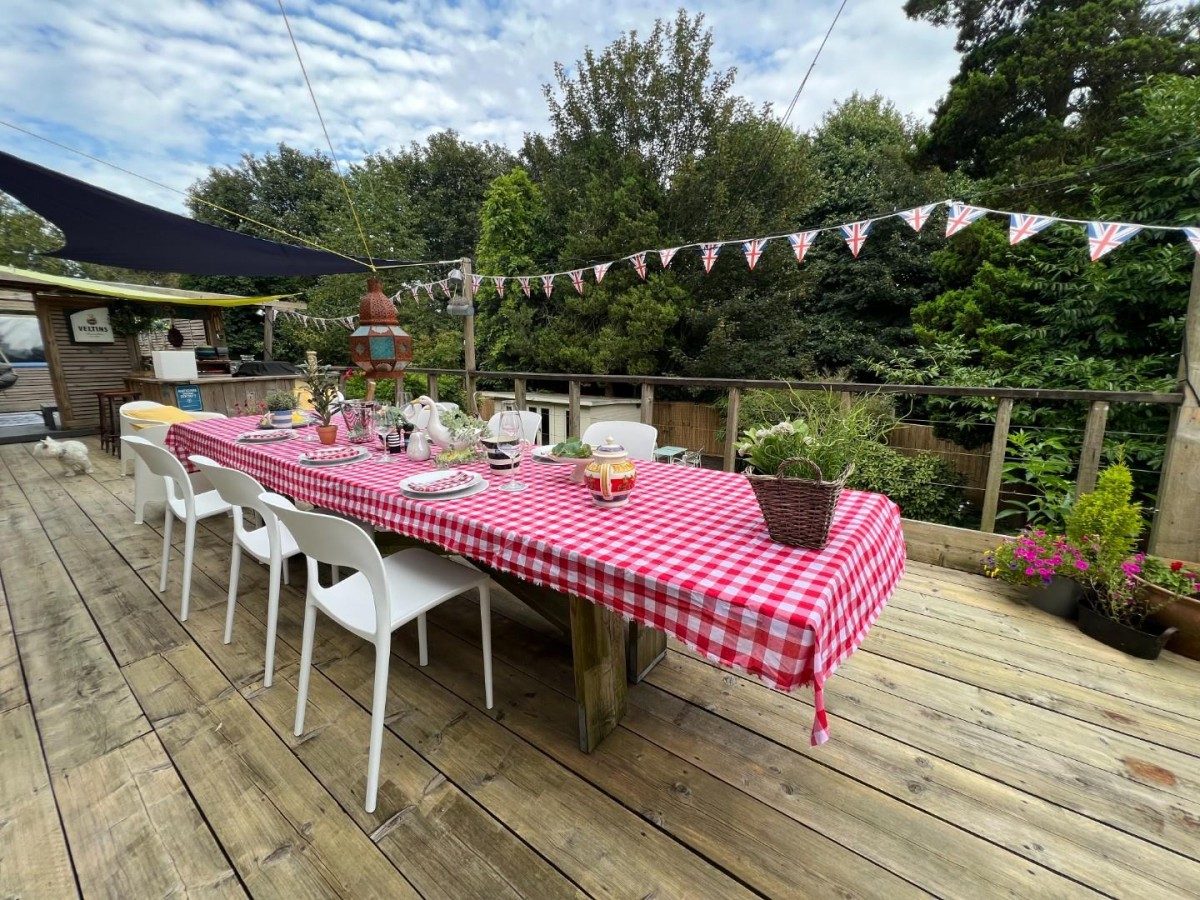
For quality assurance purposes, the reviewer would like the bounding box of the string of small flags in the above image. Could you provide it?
[388,200,1200,301]
[275,310,359,330]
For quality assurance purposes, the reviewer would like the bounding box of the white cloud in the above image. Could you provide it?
[0,0,960,211]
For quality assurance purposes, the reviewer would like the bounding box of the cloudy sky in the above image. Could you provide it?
[0,0,961,212]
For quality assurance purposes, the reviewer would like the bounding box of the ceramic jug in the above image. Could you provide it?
[406,429,431,461]
[584,437,637,509]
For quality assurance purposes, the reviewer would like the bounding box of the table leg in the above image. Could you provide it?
[569,595,628,753]
[627,622,667,683]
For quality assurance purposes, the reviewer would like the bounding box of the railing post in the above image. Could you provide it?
[723,387,741,473]
[640,382,654,426]
[1076,400,1109,496]
[514,378,527,411]
[568,379,581,437]
[427,374,439,403]
[979,398,1014,533]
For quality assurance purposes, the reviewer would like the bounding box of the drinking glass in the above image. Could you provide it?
[374,414,396,463]
[495,404,527,492]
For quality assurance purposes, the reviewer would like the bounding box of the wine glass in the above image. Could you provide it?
[374,409,396,463]
[495,405,527,492]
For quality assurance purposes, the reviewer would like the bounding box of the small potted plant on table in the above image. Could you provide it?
[264,389,297,429]
[983,529,1088,617]
[303,357,343,444]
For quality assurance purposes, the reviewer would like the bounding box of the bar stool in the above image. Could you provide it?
[96,390,141,455]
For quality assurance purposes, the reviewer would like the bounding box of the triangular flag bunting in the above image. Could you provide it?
[593,261,611,284]
[699,243,721,274]
[1009,213,1055,245]
[631,252,648,280]
[1183,227,1200,254]
[518,276,531,297]
[569,269,585,294]
[439,280,451,298]
[423,284,434,301]
[945,203,989,236]
[899,204,939,232]
[787,231,818,263]
[471,274,483,296]
[743,237,768,270]
[492,275,505,298]
[658,247,679,269]
[1087,222,1142,261]
[839,221,873,258]
[541,274,554,297]
[410,287,419,302]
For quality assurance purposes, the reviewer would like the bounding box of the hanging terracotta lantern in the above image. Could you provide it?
[349,278,412,378]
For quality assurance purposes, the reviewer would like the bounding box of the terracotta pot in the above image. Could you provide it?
[1026,576,1082,618]
[1077,605,1177,660]
[316,424,339,445]
[1138,574,1200,660]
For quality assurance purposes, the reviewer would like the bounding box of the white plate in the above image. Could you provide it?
[238,430,296,443]
[401,478,489,502]
[298,447,370,466]
[399,469,483,496]
[532,445,568,464]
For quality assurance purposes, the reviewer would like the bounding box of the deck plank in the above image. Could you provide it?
[0,704,78,899]
[0,579,25,713]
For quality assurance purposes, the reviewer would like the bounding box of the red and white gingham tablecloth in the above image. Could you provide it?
[168,416,906,744]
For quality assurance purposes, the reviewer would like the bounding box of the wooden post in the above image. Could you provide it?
[568,379,581,437]
[640,382,654,426]
[1150,254,1200,560]
[427,374,439,403]
[723,387,741,472]
[262,306,275,361]
[1075,400,1110,496]
[514,378,527,411]
[979,398,1014,533]
[462,257,476,416]
[569,595,628,753]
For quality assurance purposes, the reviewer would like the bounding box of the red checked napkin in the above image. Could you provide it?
[302,446,361,461]
[406,471,476,493]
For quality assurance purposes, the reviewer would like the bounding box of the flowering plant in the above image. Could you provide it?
[735,419,818,476]
[1092,551,1195,627]
[1136,555,1200,598]
[983,529,1089,588]
[231,399,266,418]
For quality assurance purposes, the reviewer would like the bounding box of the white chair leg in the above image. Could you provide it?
[294,600,318,736]
[134,496,147,526]
[480,583,493,709]
[282,558,290,586]
[263,554,282,688]
[365,636,391,814]
[224,543,243,644]
[331,565,340,583]
[417,613,429,666]
[158,508,174,593]
[179,517,196,621]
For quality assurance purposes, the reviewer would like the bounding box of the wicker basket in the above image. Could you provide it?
[745,457,853,550]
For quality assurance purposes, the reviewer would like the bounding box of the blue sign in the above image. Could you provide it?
[174,384,203,412]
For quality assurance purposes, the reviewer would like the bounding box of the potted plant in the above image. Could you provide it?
[1137,556,1200,660]
[982,529,1088,617]
[264,389,297,429]
[1080,555,1179,659]
[303,357,343,444]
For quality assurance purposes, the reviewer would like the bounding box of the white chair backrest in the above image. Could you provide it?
[122,436,195,504]
[581,421,657,461]
[189,456,278,543]
[119,400,168,422]
[487,410,540,443]
[259,493,390,637]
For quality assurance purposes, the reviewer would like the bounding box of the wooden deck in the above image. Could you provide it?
[3,437,1200,899]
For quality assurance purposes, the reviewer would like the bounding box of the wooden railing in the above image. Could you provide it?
[407,367,1192,565]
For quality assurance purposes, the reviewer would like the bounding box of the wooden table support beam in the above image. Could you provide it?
[569,596,629,753]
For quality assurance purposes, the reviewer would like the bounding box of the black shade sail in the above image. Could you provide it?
[0,151,414,276]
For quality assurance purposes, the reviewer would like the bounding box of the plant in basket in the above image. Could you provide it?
[982,529,1088,617]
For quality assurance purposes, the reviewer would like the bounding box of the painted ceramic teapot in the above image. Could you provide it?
[584,438,637,509]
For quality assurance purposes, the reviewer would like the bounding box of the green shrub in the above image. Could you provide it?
[1064,461,1143,578]
[849,443,966,525]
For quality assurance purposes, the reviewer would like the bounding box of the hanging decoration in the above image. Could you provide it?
[593,261,612,284]
[631,252,648,280]
[840,221,872,258]
[899,204,938,232]
[1087,222,1143,261]
[439,280,451,298]
[471,274,483,296]
[493,275,506,298]
[518,276,531,297]
[1009,213,1056,245]
[788,231,818,263]
[945,203,989,237]
[569,269,585,294]
[541,274,554,297]
[1186,227,1200,254]
[658,247,680,269]
[348,278,412,379]
[699,243,721,274]
[743,238,768,270]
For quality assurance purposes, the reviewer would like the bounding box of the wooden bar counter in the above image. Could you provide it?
[125,372,304,417]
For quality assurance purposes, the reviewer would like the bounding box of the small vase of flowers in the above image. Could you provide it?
[983,529,1088,617]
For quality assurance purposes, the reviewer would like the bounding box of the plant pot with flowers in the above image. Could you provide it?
[303,355,343,444]
[1136,556,1200,660]
[982,529,1088,617]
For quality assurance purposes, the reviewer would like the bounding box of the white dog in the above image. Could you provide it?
[33,436,94,477]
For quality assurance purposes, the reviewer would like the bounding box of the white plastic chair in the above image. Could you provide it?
[260,492,493,814]
[121,436,232,621]
[581,420,658,461]
[127,412,226,523]
[487,410,541,443]
[189,456,302,688]
[118,401,168,475]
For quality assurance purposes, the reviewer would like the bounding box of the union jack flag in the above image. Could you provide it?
[593,262,612,284]
[743,238,768,270]
[945,203,988,237]
[899,204,939,232]
[492,275,505,298]
[658,247,680,269]
[787,231,818,263]
[1009,213,1055,245]
[423,284,435,301]
[840,220,873,258]
[471,274,483,296]
[699,243,721,274]
[1183,226,1200,254]
[439,280,451,298]
[517,276,531,297]
[1087,222,1142,261]
[541,274,555,297]
[410,287,419,302]
[569,269,585,294]
[631,252,648,280]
